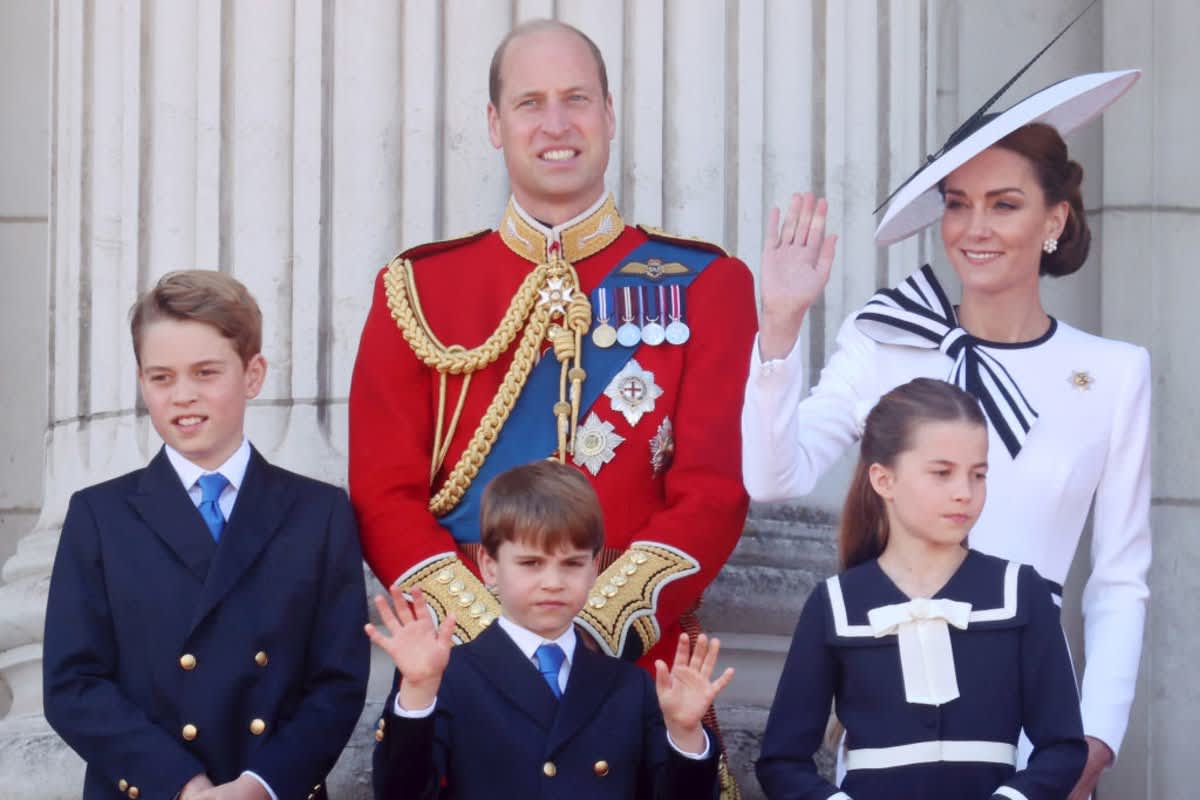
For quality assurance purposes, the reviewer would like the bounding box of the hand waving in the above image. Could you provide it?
[365,586,456,709]
[654,633,735,754]
[759,192,838,360]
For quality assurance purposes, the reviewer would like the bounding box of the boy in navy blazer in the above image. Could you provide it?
[43,271,370,800]
[366,460,735,799]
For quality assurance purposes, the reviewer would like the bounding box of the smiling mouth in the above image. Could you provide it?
[173,415,207,429]
[962,250,1002,264]
[540,148,579,162]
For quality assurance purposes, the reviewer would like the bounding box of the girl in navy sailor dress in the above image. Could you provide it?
[757,379,1086,800]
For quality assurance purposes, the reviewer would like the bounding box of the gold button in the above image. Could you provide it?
[179,654,196,670]
[128,787,140,799]
[610,574,627,587]
[254,651,269,667]
[117,779,128,792]
[631,551,649,564]
[468,602,485,618]
[374,729,385,742]
[436,567,454,583]
[621,563,637,576]
[181,723,197,741]
[457,591,475,607]
[377,718,386,731]
[601,584,619,598]
[542,761,557,777]
[448,579,465,595]
[479,613,495,627]
[589,596,607,609]
[593,760,610,777]
[249,718,266,735]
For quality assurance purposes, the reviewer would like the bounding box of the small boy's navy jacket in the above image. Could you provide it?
[372,623,719,799]
[43,447,370,800]
[756,550,1087,800]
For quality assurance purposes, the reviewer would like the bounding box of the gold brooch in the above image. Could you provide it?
[1068,370,1094,391]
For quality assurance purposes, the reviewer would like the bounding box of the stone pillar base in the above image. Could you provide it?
[0,715,84,800]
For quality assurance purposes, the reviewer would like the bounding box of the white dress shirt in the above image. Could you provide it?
[742,311,1152,756]
[164,438,277,800]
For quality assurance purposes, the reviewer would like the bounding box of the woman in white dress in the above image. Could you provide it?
[742,71,1149,800]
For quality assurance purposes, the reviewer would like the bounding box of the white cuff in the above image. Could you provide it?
[750,332,804,377]
[241,771,278,800]
[666,728,711,760]
[393,695,437,718]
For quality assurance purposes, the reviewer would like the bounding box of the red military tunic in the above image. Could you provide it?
[349,193,757,669]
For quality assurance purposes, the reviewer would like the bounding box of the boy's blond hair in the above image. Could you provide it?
[480,461,605,558]
[129,270,262,366]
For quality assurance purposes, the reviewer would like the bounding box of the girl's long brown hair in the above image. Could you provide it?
[838,378,986,570]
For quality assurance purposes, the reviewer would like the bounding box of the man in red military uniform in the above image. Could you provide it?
[349,19,755,679]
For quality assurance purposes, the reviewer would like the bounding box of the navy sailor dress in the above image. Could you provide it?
[757,549,1087,800]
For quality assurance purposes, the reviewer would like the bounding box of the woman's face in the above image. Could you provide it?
[939,146,1068,296]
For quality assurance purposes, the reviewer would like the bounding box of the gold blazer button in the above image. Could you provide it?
[181,723,198,741]
[542,761,557,777]
[593,760,610,777]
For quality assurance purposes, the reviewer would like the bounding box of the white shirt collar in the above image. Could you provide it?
[164,437,252,493]
[509,191,610,239]
[496,615,576,666]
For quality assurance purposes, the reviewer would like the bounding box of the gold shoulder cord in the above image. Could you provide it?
[384,254,591,517]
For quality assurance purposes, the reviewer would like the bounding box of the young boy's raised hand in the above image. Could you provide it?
[654,633,735,755]
[365,586,457,710]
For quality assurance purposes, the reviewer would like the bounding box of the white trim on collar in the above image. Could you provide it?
[509,191,611,238]
[826,561,1021,638]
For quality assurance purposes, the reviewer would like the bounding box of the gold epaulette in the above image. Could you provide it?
[394,554,502,644]
[637,224,729,257]
[397,228,491,262]
[574,542,700,658]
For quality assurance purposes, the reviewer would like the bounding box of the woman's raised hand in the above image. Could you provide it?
[759,192,837,360]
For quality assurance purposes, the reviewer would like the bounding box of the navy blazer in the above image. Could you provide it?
[43,447,370,800]
[372,623,719,799]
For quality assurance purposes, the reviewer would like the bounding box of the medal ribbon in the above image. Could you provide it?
[669,284,683,322]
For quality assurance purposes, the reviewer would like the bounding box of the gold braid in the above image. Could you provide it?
[384,254,591,517]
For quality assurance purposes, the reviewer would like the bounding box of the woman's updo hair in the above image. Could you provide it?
[993,122,1090,277]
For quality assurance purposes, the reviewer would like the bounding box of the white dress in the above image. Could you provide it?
[742,275,1151,756]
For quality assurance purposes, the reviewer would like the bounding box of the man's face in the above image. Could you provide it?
[487,28,616,225]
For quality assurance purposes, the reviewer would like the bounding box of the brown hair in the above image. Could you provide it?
[129,270,263,367]
[488,19,609,107]
[838,378,986,570]
[480,460,605,558]
[994,122,1091,276]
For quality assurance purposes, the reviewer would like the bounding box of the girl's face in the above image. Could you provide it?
[869,419,989,551]
[939,146,1068,296]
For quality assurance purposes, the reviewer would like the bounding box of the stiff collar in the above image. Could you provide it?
[499,192,624,264]
[497,615,577,668]
[164,437,251,494]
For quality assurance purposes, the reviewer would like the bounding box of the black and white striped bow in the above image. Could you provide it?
[854,265,1037,458]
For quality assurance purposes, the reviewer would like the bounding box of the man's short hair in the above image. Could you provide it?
[488,19,609,107]
[129,270,263,367]
[480,460,605,558]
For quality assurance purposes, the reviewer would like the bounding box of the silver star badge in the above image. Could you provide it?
[538,277,573,316]
[572,413,624,475]
[604,359,664,427]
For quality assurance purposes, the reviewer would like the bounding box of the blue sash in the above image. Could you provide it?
[439,239,719,542]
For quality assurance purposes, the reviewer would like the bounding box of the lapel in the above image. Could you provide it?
[187,447,296,634]
[545,633,623,756]
[464,625,559,733]
[127,449,217,583]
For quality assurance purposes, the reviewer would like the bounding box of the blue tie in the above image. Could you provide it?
[197,473,229,541]
[534,643,565,699]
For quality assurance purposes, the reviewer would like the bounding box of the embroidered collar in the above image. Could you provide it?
[499,193,624,264]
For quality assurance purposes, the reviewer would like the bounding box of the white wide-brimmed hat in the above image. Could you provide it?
[874,69,1140,246]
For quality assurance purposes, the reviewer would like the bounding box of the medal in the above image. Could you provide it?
[665,284,691,345]
[640,285,666,346]
[604,359,664,427]
[649,416,675,476]
[572,412,625,475]
[616,286,641,348]
[591,287,617,349]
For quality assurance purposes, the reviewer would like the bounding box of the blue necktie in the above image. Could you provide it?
[534,643,565,699]
[197,473,229,541]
